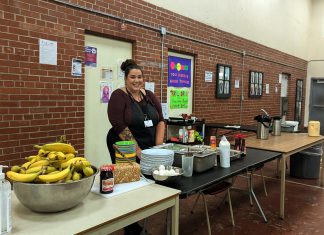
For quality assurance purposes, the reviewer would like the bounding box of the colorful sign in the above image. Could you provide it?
[170,88,189,109]
[85,46,97,67]
[168,56,191,87]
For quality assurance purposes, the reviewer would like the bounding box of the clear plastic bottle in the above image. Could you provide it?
[0,165,12,235]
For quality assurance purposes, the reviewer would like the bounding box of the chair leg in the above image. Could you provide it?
[227,189,235,227]
[141,218,148,235]
[247,170,253,206]
[201,193,212,235]
[260,168,268,196]
[191,192,201,214]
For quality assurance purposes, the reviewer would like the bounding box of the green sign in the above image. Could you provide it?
[170,89,189,109]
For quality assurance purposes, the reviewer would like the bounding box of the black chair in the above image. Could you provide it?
[190,181,235,235]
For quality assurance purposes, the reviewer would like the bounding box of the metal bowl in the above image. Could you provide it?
[13,166,98,213]
[152,166,183,183]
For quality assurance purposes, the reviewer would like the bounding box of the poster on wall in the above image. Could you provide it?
[100,81,113,103]
[169,88,189,109]
[84,46,97,67]
[71,58,82,77]
[39,39,57,65]
[168,56,191,87]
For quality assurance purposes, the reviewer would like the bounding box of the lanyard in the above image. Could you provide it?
[126,88,149,119]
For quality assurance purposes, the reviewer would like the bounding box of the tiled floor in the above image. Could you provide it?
[113,160,324,235]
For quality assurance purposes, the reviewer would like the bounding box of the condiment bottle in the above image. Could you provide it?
[0,165,12,235]
[210,136,217,150]
[100,165,115,194]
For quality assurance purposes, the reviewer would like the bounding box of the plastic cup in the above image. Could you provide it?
[182,154,194,177]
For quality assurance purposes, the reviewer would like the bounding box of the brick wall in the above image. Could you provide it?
[0,0,307,166]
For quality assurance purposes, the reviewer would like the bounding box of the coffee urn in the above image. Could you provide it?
[272,116,282,136]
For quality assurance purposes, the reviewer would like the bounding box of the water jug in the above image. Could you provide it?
[254,115,271,140]
[272,116,281,136]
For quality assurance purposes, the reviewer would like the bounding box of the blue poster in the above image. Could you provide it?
[168,56,191,87]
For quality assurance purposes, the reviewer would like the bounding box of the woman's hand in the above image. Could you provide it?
[136,146,142,160]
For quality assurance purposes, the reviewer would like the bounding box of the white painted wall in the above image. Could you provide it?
[145,0,324,126]
[304,0,324,125]
[144,0,311,60]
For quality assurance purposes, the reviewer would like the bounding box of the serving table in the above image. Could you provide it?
[157,148,282,222]
[11,184,180,235]
[245,132,324,219]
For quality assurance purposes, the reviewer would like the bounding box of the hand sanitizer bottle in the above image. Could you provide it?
[0,165,12,235]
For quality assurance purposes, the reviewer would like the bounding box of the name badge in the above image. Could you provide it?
[144,120,153,127]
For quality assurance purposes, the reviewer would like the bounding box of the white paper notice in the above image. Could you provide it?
[145,82,155,93]
[234,80,240,88]
[278,74,282,84]
[39,39,57,65]
[265,84,269,94]
[161,103,169,119]
[71,58,82,77]
[204,71,213,82]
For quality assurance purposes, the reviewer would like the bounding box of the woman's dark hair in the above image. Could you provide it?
[120,59,143,78]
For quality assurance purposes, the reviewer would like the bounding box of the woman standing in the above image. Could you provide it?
[107,59,165,163]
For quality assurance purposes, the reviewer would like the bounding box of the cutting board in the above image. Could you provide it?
[91,175,154,198]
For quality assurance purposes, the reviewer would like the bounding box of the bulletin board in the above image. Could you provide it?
[166,52,194,118]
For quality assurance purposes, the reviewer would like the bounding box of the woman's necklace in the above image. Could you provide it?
[126,88,142,102]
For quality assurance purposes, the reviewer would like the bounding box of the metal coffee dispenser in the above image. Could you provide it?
[272,116,282,136]
[254,113,271,140]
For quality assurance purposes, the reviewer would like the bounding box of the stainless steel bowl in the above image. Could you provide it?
[152,166,183,183]
[13,166,98,213]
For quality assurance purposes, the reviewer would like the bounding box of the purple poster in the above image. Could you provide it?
[84,46,97,67]
[168,56,191,87]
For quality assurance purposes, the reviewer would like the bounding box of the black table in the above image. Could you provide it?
[158,148,282,222]
[158,148,280,198]
[205,123,257,139]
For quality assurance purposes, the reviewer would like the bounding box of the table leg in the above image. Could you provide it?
[321,142,324,187]
[280,154,287,219]
[171,196,179,235]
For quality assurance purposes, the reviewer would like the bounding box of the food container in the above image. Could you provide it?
[13,166,98,212]
[308,121,320,137]
[173,151,216,173]
[153,143,216,173]
[151,166,184,183]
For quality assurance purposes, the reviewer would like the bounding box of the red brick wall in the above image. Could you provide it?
[0,0,307,166]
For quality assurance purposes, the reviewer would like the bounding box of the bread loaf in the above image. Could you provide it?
[113,163,141,184]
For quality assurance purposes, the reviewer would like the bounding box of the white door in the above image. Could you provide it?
[84,35,132,167]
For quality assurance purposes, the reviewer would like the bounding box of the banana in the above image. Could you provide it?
[11,165,21,173]
[6,171,41,183]
[34,143,76,154]
[72,171,81,181]
[64,153,75,161]
[61,157,87,169]
[64,165,75,182]
[47,152,57,161]
[26,166,43,174]
[25,155,37,162]
[56,152,66,160]
[37,149,49,157]
[75,160,91,170]
[29,159,49,168]
[21,158,36,169]
[45,166,57,174]
[48,170,60,175]
[83,166,94,177]
[38,165,71,183]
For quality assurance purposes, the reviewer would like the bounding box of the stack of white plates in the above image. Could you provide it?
[140,149,174,175]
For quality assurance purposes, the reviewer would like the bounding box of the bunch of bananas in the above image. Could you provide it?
[6,142,95,184]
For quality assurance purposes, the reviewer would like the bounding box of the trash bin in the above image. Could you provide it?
[290,144,322,179]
